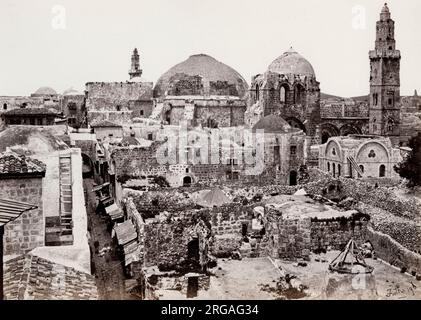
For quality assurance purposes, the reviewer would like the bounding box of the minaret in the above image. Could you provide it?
[129,48,143,79]
[369,3,401,138]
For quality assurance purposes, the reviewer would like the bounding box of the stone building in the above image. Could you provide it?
[91,120,123,142]
[369,3,401,144]
[61,88,86,128]
[85,48,154,125]
[110,116,306,190]
[152,54,248,128]
[318,135,403,179]
[247,47,320,136]
[0,151,46,255]
[1,107,59,126]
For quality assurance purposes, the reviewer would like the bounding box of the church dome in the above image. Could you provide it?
[268,48,315,78]
[33,86,57,95]
[63,87,82,96]
[154,54,248,98]
[252,115,295,133]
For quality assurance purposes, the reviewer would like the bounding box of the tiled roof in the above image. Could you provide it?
[3,107,58,116]
[0,151,46,176]
[4,254,98,300]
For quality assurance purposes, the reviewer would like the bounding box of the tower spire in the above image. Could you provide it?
[129,48,142,79]
[369,3,401,140]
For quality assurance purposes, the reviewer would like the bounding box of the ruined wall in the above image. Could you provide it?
[310,217,368,252]
[304,177,420,220]
[142,212,212,272]
[0,177,44,255]
[367,227,421,275]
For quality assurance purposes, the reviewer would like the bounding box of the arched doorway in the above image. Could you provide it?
[183,176,192,187]
[379,164,386,177]
[289,170,297,186]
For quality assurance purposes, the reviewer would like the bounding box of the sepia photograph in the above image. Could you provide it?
[0,0,420,307]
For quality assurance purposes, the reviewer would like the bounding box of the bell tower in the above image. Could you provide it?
[129,48,143,79]
[369,3,401,139]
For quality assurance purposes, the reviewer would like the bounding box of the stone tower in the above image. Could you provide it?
[129,48,142,79]
[369,3,401,139]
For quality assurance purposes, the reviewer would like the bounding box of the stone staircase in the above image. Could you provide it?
[45,154,74,246]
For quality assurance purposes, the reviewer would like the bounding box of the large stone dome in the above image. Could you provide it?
[268,47,315,78]
[154,54,248,98]
[252,115,295,133]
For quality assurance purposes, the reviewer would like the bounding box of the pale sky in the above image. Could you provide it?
[0,0,419,97]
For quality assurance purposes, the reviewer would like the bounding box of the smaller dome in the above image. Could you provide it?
[268,48,315,77]
[63,87,82,96]
[33,86,57,95]
[252,115,294,133]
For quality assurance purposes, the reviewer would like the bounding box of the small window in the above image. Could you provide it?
[359,165,364,173]
[290,146,297,155]
[327,162,330,172]
[147,133,153,140]
[108,133,113,137]
[116,105,121,111]
[186,168,189,173]
[140,110,144,116]
[3,103,7,110]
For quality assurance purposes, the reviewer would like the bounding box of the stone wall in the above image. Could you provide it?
[367,227,421,275]
[303,177,420,219]
[141,211,212,272]
[85,81,153,125]
[0,177,44,255]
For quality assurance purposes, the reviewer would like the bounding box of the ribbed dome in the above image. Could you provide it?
[154,54,248,98]
[33,86,57,95]
[252,115,294,133]
[268,48,315,78]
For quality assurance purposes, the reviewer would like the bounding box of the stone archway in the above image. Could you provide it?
[321,123,340,144]
[183,176,192,187]
[285,117,307,133]
[340,124,362,137]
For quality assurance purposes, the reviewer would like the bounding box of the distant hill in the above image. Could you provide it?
[349,95,369,102]
[320,93,343,100]
[321,92,369,102]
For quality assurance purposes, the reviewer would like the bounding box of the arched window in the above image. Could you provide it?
[359,165,364,173]
[294,84,305,105]
[327,162,330,172]
[379,164,386,177]
[338,164,341,177]
[387,119,394,132]
[255,84,260,101]
[280,86,286,103]
[332,163,336,177]
[3,103,7,110]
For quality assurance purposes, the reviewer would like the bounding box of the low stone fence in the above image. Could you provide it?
[366,227,421,275]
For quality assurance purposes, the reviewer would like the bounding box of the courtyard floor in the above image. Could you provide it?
[157,254,421,300]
